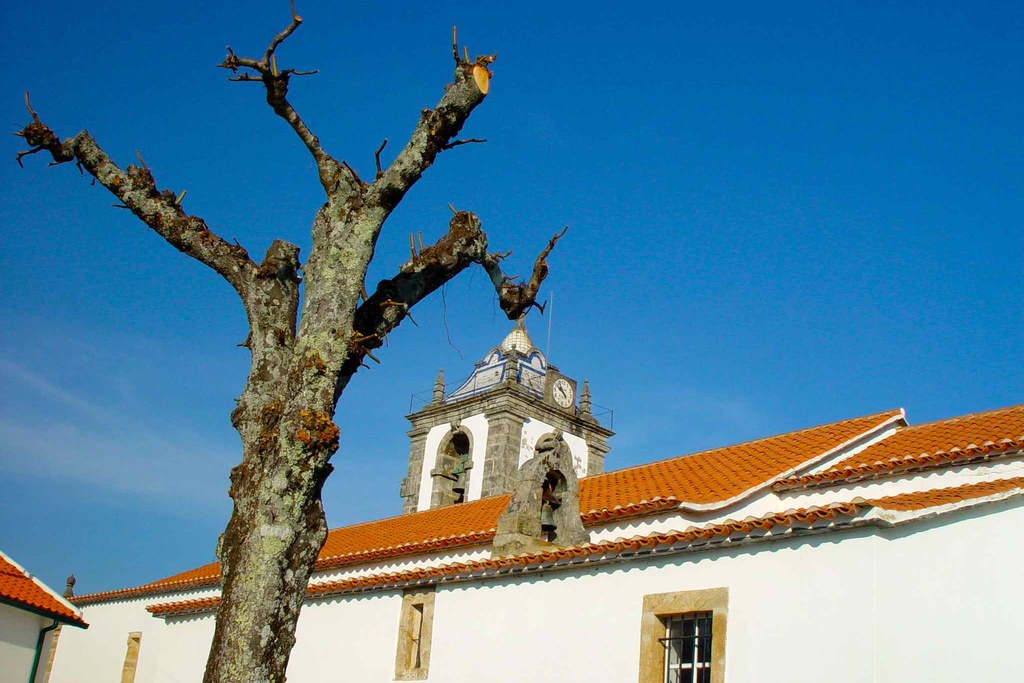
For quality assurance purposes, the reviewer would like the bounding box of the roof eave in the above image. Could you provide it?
[0,596,88,628]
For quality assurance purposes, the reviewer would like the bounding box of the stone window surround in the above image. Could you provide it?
[394,587,435,681]
[121,631,143,683]
[638,587,728,683]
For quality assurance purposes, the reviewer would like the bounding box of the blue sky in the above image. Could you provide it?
[1,0,1020,594]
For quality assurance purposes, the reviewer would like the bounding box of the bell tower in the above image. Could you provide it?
[400,319,613,514]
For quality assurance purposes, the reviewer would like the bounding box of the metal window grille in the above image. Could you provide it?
[661,611,713,683]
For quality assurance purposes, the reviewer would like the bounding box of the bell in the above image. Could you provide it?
[452,482,466,496]
[540,504,556,531]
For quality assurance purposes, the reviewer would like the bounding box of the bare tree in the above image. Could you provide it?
[15,6,562,682]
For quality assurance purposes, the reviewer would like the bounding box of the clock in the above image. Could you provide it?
[551,378,575,408]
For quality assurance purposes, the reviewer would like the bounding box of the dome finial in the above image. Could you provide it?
[500,317,535,355]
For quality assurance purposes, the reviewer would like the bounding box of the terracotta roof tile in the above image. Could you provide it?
[776,405,1024,489]
[146,475,1024,619]
[580,409,902,510]
[147,502,867,617]
[0,552,87,627]
[318,494,508,564]
[867,477,1024,511]
[78,409,901,605]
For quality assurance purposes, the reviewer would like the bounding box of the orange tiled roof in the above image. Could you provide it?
[146,501,867,617]
[581,409,901,510]
[776,405,1024,490]
[867,477,1024,511]
[0,552,87,627]
[147,475,1024,619]
[77,409,901,605]
[75,498,510,605]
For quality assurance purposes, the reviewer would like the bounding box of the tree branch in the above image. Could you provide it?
[374,139,388,179]
[218,3,343,195]
[339,211,563,380]
[480,226,566,320]
[364,46,496,218]
[14,102,258,297]
[265,0,303,64]
[442,137,487,150]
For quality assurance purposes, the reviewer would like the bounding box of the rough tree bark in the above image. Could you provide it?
[15,6,563,683]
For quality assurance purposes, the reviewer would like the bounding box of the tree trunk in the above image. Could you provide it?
[204,405,335,683]
[14,13,565,683]
[204,201,361,682]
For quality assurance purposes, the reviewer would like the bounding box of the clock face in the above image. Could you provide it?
[552,378,574,408]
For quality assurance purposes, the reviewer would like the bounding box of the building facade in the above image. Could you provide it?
[0,551,87,683]
[46,323,1024,682]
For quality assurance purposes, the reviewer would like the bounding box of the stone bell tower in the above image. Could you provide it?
[400,319,614,514]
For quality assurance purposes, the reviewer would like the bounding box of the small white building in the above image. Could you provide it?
[0,550,87,683]
[48,323,1024,682]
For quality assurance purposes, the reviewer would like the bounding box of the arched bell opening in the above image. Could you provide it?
[430,427,474,507]
[492,432,589,557]
[540,470,568,542]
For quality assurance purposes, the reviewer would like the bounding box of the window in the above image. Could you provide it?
[121,632,142,683]
[394,587,435,681]
[638,588,727,683]
[663,612,713,683]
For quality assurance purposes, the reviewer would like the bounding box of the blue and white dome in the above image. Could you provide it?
[444,320,548,402]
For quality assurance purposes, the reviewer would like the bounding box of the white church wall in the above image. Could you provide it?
[312,547,493,583]
[777,455,1024,510]
[49,585,218,683]
[873,498,1024,683]
[0,602,47,683]
[286,592,403,681]
[588,511,708,543]
[49,598,155,683]
[147,614,214,683]
[131,592,406,683]
[427,530,879,683]
[48,500,1023,682]
[119,533,880,683]
[519,417,588,477]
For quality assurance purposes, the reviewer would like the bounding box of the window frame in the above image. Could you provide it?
[394,587,435,681]
[120,631,143,683]
[638,587,728,683]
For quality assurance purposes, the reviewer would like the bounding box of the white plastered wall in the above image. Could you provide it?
[427,530,880,683]
[312,547,492,583]
[47,501,1024,683]
[287,593,403,681]
[0,602,48,683]
[873,497,1024,683]
[416,414,489,511]
[48,586,218,683]
[426,504,1024,683]
[778,455,1024,510]
[519,417,588,477]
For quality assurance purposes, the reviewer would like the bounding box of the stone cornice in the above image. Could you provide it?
[406,383,613,438]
